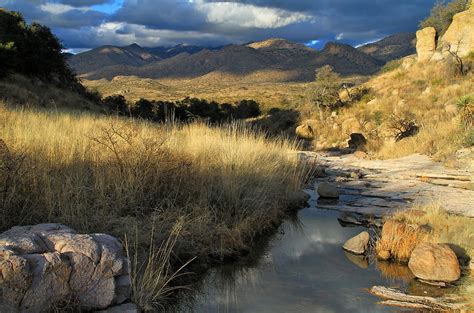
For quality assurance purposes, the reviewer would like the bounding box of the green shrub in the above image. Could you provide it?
[381,60,402,73]
[456,94,474,127]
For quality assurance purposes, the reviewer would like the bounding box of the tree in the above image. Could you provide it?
[235,100,261,119]
[420,0,469,37]
[309,65,342,120]
[0,9,76,84]
[103,95,129,115]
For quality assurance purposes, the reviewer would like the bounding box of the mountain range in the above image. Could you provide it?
[68,33,416,82]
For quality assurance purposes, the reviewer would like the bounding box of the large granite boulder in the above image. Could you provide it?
[440,5,474,58]
[416,27,437,62]
[0,224,132,312]
[408,242,461,283]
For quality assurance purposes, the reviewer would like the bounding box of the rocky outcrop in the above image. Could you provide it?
[408,242,461,282]
[343,231,370,255]
[295,123,315,140]
[0,224,131,312]
[416,27,437,62]
[347,133,367,151]
[316,182,340,198]
[440,5,474,57]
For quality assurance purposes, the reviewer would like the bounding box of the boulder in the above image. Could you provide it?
[348,133,367,151]
[0,224,132,312]
[341,117,361,134]
[416,27,437,62]
[440,5,474,58]
[295,123,315,140]
[316,182,339,198]
[343,231,370,255]
[408,242,461,282]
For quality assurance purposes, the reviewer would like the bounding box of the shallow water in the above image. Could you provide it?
[179,191,454,313]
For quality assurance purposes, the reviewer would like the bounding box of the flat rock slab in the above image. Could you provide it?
[299,152,474,218]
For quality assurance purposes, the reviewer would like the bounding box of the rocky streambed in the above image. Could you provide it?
[174,152,473,312]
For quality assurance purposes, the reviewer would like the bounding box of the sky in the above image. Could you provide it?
[0,0,438,52]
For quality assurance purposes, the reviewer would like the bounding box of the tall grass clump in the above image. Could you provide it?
[0,103,308,308]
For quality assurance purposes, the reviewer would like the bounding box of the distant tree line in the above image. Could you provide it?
[103,95,262,123]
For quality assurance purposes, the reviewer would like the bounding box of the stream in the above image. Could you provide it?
[178,189,459,313]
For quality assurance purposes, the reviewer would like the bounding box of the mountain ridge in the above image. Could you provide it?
[68,33,416,82]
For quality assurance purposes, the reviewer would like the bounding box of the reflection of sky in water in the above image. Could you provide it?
[185,206,413,313]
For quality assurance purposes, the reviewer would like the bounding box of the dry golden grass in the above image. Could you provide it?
[303,57,473,160]
[0,102,308,310]
[390,204,474,258]
[387,204,474,305]
[375,220,429,263]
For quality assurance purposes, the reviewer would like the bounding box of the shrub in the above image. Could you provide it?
[103,95,129,115]
[388,112,420,141]
[456,94,474,127]
[380,60,402,73]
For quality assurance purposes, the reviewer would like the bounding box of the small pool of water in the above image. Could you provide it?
[178,191,456,313]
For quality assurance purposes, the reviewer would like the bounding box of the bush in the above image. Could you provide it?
[456,94,474,127]
[103,95,129,115]
[380,60,402,73]
[0,9,75,84]
[419,0,469,37]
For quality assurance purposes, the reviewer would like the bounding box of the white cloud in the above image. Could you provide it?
[196,2,313,29]
[40,3,89,14]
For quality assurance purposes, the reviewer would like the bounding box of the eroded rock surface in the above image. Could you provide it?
[0,224,131,312]
[299,152,473,218]
[440,5,474,57]
[416,27,437,62]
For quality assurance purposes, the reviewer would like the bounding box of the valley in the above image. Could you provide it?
[1,1,473,313]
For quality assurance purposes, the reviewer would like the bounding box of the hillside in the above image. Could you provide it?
[358,32,416,62]
[67,43,160,75]
[76,40,383,81]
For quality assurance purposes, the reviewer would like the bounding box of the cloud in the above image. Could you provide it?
[0,0,439,49]
[196,2,313,28]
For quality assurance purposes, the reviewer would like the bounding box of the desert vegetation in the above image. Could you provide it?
[0,100,308,309]
[104,95,261,123]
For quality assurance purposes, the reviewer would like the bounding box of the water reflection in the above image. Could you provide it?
[179,206,416,313]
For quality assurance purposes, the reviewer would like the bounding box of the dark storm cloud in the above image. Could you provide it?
[0,0,438,50]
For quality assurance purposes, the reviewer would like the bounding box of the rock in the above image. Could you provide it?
[0,224,131,312]
[343,231,370,255]
[341,118,361,134]
[377,250,391,261]
[408,242,461,282]
[444,104,458,115]
[348,133,367,151]
[288,190,310,209]
[316,182,339,198]
[296,123,315,140]
[354,150,368,159]
[440,5,474,58]
[416,27,437,62]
